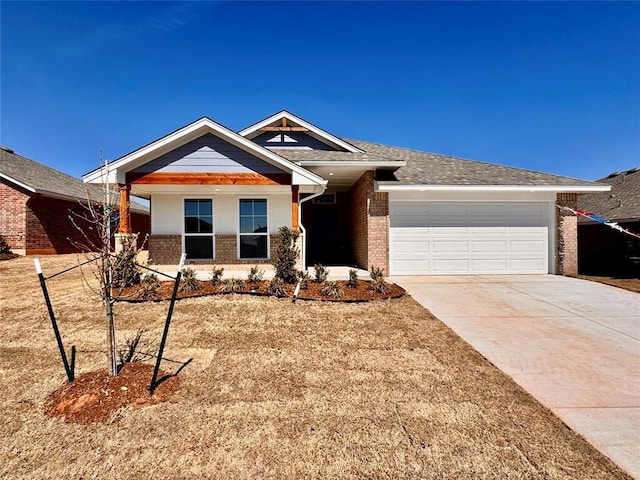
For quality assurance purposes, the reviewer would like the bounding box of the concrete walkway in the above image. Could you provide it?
[392,274,640,478]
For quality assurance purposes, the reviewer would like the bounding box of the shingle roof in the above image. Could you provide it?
[348,139,599,187]
[578,168,640,222]
[0,147,149,213]
[270,148,394,163]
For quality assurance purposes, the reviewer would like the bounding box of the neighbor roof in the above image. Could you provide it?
[0,147,149,213]
[349,140,604,189]
[578,167,640,222]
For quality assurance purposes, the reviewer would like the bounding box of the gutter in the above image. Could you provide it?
[375,183,612,193]
[297,161,406,168]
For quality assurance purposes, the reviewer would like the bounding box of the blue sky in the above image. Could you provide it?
[1,1,638,182]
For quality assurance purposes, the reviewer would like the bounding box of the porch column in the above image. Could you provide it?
[118,183,132,234]
[291,185,299,231]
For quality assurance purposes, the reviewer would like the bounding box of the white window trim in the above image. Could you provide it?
[237,197,270,261]
[182,196,215,261]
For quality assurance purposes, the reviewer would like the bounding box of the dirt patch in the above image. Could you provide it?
[44,363,180,424]
[576,275,640,294]
[119,279,405,303]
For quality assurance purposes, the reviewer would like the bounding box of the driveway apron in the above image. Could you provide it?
[392,274,640,478]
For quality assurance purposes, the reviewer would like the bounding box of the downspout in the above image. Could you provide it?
[297,185,327,270]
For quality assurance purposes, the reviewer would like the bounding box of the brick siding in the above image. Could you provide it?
[556,193,578,276]
[149,234,279,265]
[348,171,389,275]
[148,235,182,264]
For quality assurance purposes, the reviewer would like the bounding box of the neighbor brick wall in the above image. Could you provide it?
[556,193,578,276]
[0,179,28,252]
[349,171,389,275]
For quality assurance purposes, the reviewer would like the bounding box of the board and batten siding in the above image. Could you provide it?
[151,194,291,236]
[131,133,286,175]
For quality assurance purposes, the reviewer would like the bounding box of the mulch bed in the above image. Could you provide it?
[0,253,19,261]
[118,279,405,303]
[44,363,180,424]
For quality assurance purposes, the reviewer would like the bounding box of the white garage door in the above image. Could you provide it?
[389,202,550,275]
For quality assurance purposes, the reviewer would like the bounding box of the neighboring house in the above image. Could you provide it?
[83,111,608,275]
[578,167,640,275]
[0,146,150,255]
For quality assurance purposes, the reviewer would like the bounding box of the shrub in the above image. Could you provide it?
[220,278,245,293]
[112,238,141,287]
[369,265,384,281]
[370,276,389,294]
[347,268,359,288]
[321,280,344,298]
[139,273,160,300]
[313,264,329,283]
[0,235,11,254]
[273,226,300,284]
[268,277,287,297]
[247,265,264,283]
[210,266,224,284]
[297,270,310,290]
[180,267,201,293]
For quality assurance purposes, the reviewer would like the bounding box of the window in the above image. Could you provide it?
[239,199,268,259]
[184,199,213,260]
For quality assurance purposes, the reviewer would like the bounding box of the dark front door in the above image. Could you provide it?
[303,193,351,266]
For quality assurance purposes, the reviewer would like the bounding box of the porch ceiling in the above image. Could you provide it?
[305,166,367,190]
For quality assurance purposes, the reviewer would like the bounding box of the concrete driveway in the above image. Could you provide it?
[392,274,640,478]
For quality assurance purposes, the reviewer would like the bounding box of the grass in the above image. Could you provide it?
[0,254,630,479]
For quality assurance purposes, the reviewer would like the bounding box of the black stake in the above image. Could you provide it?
[150,254,186,394]
[35,259,74,382]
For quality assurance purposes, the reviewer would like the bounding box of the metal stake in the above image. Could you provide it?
[34,259,74,382]
[150,253,186,394]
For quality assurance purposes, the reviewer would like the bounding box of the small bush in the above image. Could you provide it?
[139,273,160,300]
[112,238,140,287]
[0,235,11,254]
[274,226,300,284]
[297,270,310,290]
[180,267,201,293]
[247,265,264,283]
[369,265,384,281]
[210,266,224,284]
[220,278,244,293]
[313,264,329,283]
[370,276,389,294]
[347,268,359,288]
[268,277,287,297]
[321,280,344,298]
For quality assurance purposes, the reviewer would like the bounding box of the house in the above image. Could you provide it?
[83,111,608,275]
[577,167,640,275]
[0,146,150,255]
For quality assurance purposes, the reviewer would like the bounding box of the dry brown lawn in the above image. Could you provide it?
[0,255,631,479]
[576,274,640,294]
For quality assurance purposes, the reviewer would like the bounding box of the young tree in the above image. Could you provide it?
[68,168,142,376]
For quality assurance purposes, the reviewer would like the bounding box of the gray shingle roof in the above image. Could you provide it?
[271,148,395,163]
[578,168,640,221]
[348,140,599,187]
[0,147,149,213]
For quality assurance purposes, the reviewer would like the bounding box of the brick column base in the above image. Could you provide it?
[556,193,578,276]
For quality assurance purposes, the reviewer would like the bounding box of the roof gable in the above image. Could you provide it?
[239,111,364,153]
[83,117,325,187]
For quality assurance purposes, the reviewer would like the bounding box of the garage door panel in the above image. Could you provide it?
[471,259,508,272]
[471,240,508,252]
[433,240,469,253]
[389,202,550,275]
